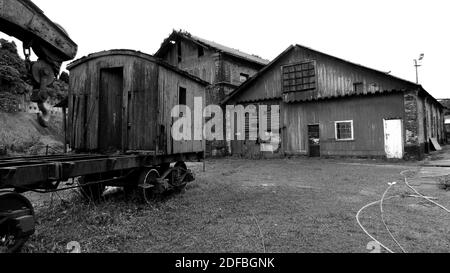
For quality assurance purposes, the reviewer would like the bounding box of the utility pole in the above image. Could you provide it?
[414,54,424,84]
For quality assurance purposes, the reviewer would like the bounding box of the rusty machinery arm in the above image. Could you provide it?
[0,0,78,127]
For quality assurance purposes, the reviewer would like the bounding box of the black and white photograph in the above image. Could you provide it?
[0,0,449,263]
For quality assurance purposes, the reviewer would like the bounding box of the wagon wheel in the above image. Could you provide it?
[78,174,106,202]
[173,161,188,191]
[158,163,171,177]
[139,169,161,204]
[0,192,35,253]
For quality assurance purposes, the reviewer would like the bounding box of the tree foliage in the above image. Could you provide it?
[0,39,69,101]
[0,39,30,94]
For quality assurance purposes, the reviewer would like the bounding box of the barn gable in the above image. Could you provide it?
[223,44,441,107]
[223,44,444,160]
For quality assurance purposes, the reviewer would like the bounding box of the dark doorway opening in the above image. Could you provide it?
[99,67,124,153]
[308,124,320,157]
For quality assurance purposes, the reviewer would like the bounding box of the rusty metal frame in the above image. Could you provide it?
[0,152,203,191]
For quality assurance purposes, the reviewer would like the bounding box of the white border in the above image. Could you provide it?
[335,120,354,141]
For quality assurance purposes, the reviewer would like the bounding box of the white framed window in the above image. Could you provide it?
[335,120,354,141]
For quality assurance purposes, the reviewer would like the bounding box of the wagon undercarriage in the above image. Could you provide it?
[0,152,203,253]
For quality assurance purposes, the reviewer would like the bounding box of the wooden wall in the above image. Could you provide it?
[283,93,405,156]
[220,55,263,87]
[159,37,263,104]
[159,38,218,84]
[228,45,444,158]
[69,54,159,153]
[158,66,205,155]
[228,99,282,158]
[68,51,206,155]
[417,95,445,145]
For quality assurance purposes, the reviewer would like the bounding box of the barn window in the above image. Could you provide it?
[178,43,182,63]
[335,121,354,141]
[245,113,250,140]
[179,87,187,106]
[240,73,250,83]
[244,110,258,141]
[198,46,204,58]
[282,61,316,93]
[353,82,363,93]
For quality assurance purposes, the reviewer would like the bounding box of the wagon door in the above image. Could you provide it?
[99,67,124,152]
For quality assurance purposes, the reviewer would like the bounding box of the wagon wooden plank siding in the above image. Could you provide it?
[67,50,208,155]
[223,45,444,160]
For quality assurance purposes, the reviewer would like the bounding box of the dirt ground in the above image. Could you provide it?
[22,155,450,253]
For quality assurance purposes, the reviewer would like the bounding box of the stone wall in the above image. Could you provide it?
[403,91,424,160]
[403,90,445,160]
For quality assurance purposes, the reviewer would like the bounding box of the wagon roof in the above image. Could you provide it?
[155,30,270,66]
[222,44,442,108]
[67,49,210,86]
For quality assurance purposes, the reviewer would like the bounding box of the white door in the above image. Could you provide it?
[384,119,403,159]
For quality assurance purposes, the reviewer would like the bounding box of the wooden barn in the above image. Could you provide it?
[155,31,270,157]
[67,49,209,156]
[223,45,444,160]
[155,30,269,105]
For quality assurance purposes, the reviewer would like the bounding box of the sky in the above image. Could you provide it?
[1,0,449,99]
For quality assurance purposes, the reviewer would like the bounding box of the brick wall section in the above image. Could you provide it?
[403,91,424,160]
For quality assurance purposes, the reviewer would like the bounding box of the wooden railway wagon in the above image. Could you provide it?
[68,49,207,155]
[0,50,209,252]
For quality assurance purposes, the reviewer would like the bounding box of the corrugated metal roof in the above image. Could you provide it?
[155,30,270,66]
[223,44,443,108]
[67,49,210,86]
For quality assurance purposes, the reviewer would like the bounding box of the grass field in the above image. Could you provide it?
[23,157,450,253]
[0,112,64,155]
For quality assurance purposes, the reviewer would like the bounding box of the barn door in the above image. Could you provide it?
[99,68,124,153]
[308,125,320,157]
[384,119,403,159]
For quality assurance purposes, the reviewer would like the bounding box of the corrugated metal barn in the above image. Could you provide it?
[224,45,445,160]
[67,49,208,155]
